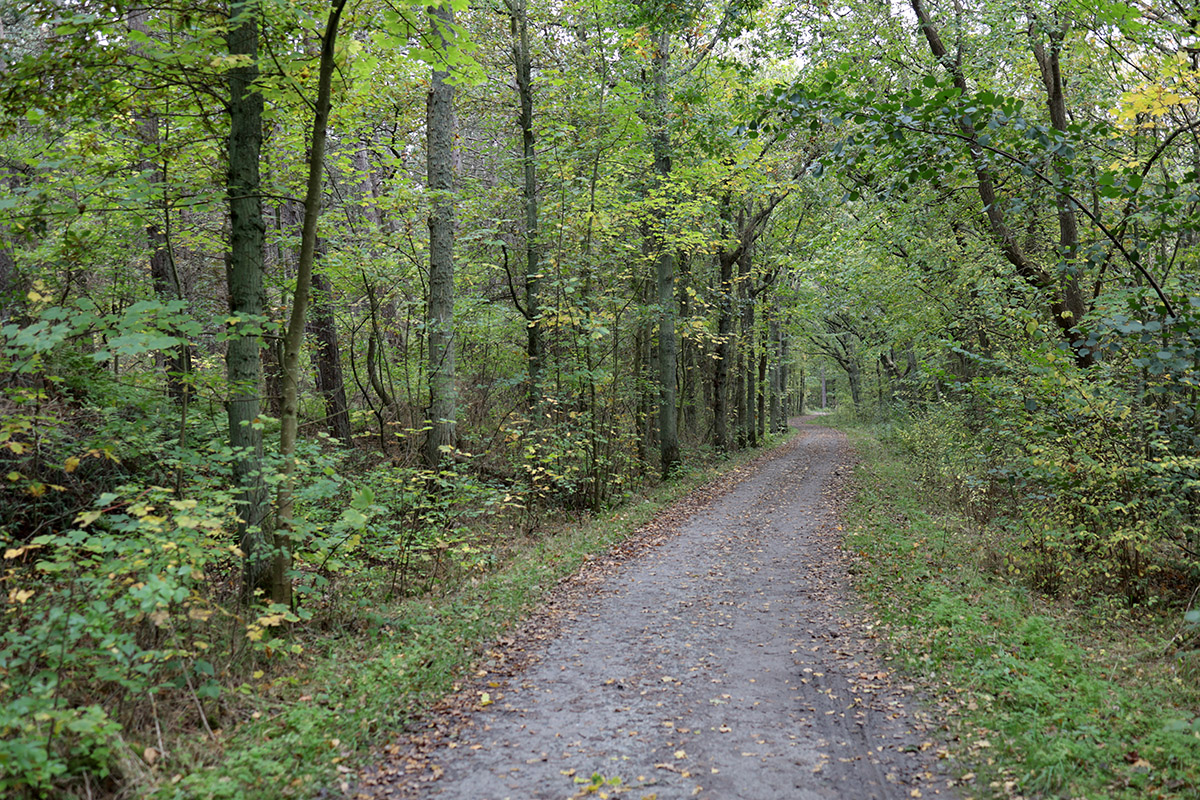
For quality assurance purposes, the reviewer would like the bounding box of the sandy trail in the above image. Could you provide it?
[355,422,954,799]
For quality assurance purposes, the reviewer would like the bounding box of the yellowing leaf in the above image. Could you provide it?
[8,588,35,604]
[5,543,41,559]
[479,692,493,707]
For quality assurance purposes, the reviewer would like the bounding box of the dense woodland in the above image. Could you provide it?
[3,0,1200,796]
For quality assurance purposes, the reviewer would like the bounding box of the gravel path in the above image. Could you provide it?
[355,422,955,799]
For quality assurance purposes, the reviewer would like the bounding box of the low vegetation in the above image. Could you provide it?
[840,412,1200,800]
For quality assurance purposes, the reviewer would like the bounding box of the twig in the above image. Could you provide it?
[150,691,168,760]
[184,672,216,741]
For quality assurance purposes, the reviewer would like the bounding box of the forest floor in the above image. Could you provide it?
[349,420,957,800]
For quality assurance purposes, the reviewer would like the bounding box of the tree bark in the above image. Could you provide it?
[226,0,271,602]
[650,29,680,476]
[713,205,736,452]
[757,324,767,441]
[422,3,459,469]
[274,0,348,607]
[307,269,351,443]
[508,0,543,406]
[738,248,756,448]
[1030,17,1087,325]
[769,314,782,433]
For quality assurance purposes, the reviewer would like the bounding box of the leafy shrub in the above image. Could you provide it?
[1,484,238,795]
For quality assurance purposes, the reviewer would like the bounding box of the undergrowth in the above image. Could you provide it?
[839,421,1200,800]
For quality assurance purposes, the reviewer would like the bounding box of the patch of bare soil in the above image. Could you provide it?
[352,422,955,799]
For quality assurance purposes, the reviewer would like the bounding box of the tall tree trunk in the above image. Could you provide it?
[422,3,458,469]
[274,0,347,606]
[263,339,284,416]
[650,30,680,476]
[681,318,697,436]
[713,247,735,451]
[1030,18,1087,325]
[757,325,767,441]
[355,144,383,229]
[634,318,652,465]
[847,359,862,408]
[739,250,756,448]
[734,337,746,449]
[226,0,270,602]
[794,352,804,417]
[308,268,351,443]
[769,314,782,434]
[509,0,543,405]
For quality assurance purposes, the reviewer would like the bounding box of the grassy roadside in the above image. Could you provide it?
[837,422,1200,800]
[151,436,790,800]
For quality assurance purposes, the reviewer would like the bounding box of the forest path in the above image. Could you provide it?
[354,421,955,800]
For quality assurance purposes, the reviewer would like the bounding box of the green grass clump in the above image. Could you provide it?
[840,425,1200,800]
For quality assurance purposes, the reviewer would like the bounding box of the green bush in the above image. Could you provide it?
[1,484,238,794]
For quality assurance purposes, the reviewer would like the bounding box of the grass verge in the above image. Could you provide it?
[838,423,1200,800]
[150,436,789,800]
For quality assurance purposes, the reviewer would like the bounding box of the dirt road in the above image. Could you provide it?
[356,422,955,799]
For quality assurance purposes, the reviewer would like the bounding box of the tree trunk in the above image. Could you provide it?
[308,269,351,443]
[739,250,756,448]
[1030,19,1087,325]
[634,319,652,466]
[847,360,862,407]
[757,325,767,441]
[422,3,458,469]
[226,0,271,602]
[678,258,697,437]
[274,0,347,607]
[713,211,736,451]
[769,314,782,434]
[650,30,680,476]
[263,338,284,416]
[795,357,805,417]
[509,0,543,406]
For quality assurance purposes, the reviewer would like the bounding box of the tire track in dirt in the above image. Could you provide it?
[354,421,955,799]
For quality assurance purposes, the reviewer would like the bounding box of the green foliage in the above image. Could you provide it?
[1,484,239,794]
[324,459,513,602]
[844,425,1200,799]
